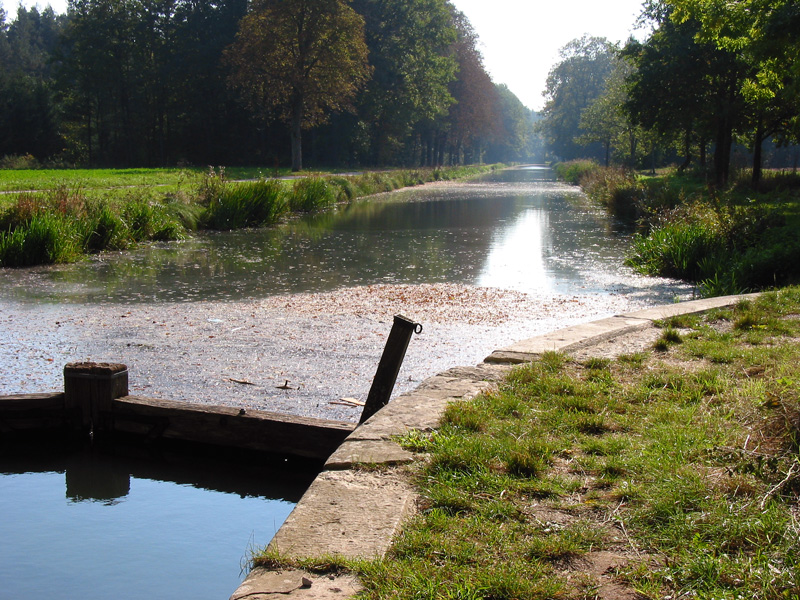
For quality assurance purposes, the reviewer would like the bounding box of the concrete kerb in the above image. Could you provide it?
[230,293,757,599]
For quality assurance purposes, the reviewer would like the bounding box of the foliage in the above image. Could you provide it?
[224,0,371,171]
[624,178,799,293]
[349,0,458,166]
[540,36,618,162]
[1,1,535,169]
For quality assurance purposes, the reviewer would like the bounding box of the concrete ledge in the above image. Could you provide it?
[485,316,650,364]
[621,293,760,321]
[268,469,416,559]
[230,568,361,600]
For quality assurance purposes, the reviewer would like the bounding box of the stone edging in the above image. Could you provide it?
[230,293,758,599]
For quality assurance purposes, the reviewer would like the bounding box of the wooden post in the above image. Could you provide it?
[360,315,422,424]
[64,362,129,434]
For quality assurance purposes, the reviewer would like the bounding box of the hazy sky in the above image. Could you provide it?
[3,0,647,111]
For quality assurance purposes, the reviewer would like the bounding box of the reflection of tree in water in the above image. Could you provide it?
[2,441,313,504]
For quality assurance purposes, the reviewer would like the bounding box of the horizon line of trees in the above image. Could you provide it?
[0,0,543,170]
[539,0,800,187]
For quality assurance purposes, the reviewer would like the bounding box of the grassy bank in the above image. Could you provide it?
[554,161,800,296]
[257,288,800,599]
[0,164,499,267]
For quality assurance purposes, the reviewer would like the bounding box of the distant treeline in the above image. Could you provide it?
[538,1,800,187]
[0,0,542,169]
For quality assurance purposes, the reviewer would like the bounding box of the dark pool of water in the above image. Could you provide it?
[0,166,660,305]
[0,442,315,599]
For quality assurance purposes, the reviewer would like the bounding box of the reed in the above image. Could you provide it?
[203,179,288,229]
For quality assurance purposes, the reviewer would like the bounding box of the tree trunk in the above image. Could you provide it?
[751,113,764,190]
[291,97,303,171]
[678,129,692,172]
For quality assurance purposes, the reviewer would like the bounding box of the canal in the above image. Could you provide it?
[0,166,690,419]
[1,166,691,598]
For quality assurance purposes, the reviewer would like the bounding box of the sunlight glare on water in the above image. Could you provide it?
[479,208,551,292]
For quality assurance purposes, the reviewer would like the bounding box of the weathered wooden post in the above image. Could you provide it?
[64,362,129,435]
[359,315,422,424]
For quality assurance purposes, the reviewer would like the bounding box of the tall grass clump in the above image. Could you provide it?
[0,185,186,266]
[202,179,287,230]
[288,177,336,212]
[579,167,643,222]
[552,159,599,185]
[627,195,798,295]
[0,212,80,266]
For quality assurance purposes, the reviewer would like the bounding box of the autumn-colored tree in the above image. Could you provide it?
[444,9,502,164]
[225,0,371,171]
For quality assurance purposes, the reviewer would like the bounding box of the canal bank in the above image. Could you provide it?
[231,293,758,600]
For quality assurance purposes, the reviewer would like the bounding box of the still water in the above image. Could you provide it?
[0,166,676,305]
[0,443,315,600]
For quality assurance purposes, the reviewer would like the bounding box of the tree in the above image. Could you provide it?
[225,0,371,171]
[0,6,65,160]
[624,3,748,185]
[350,0,457,165]
[578,57,640,167]
[666,0,800,186]
[442,8,502,165]
[541,36,617,162]
[484,84,536,163]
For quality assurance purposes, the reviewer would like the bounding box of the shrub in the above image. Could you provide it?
[288,177,336,212]
[553,160,599,185]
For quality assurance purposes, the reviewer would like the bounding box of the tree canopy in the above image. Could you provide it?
[540,36,617,162]
[224,0,370,171]
[0,0,538,168]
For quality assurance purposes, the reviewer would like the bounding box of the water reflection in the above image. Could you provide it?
[0,166,653,304]
[0,442,315,599]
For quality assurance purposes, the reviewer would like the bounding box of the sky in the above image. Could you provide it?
[2,0,648,111]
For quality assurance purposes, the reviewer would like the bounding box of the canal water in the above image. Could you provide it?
[0,166,691,598]
[0,166,692,418]
[0,441,315,599]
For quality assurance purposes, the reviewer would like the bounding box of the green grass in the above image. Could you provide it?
[250,287,800,599]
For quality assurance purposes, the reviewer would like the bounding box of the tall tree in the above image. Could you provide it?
[667,0,800,186]
[0,6,65,160]
[442,8,502,165]
[350,0,457,165]
[578,57,640,167]
[225,0,371,171]
[541,36,617,162]
[625,2,749,185]
[486,84,536,164]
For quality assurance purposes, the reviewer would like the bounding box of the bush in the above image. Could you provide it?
[553,160,599,185]
[0,154,40,169]
[288,177,336,212]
